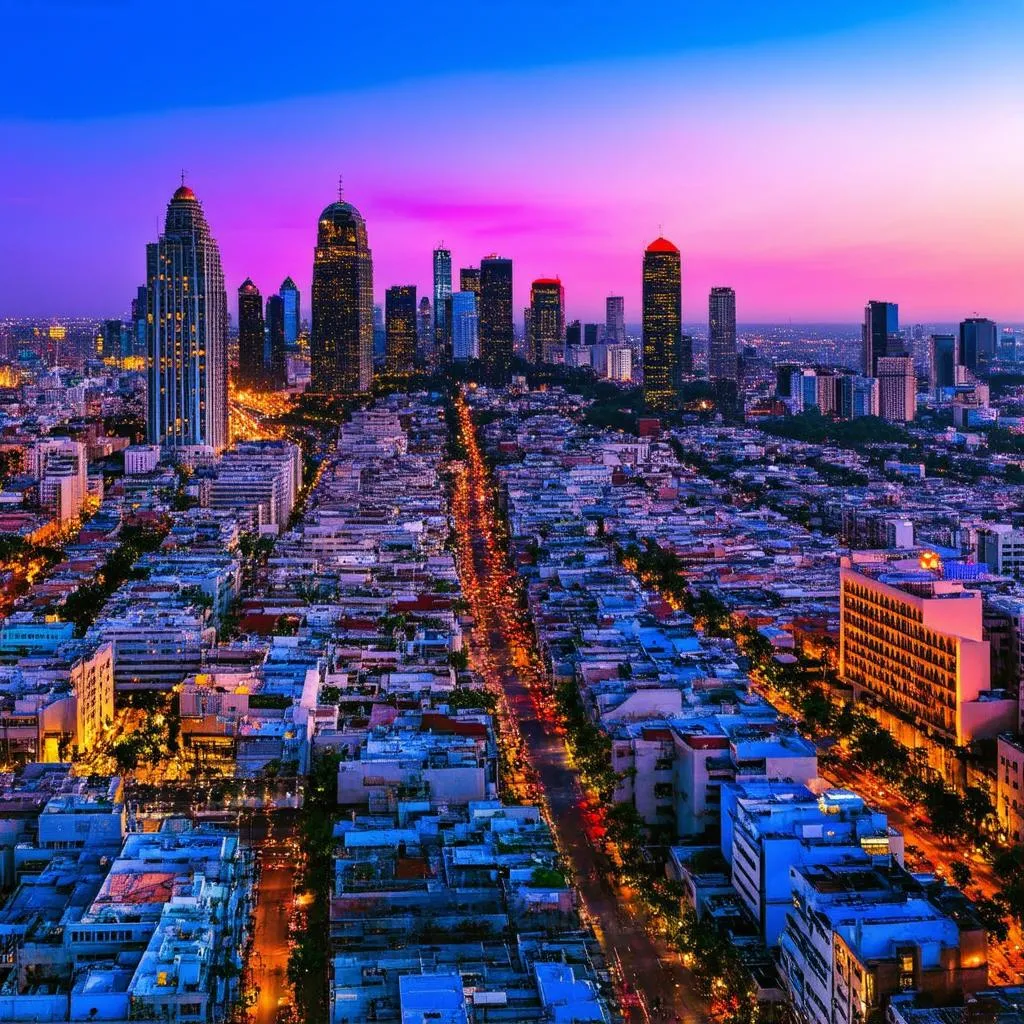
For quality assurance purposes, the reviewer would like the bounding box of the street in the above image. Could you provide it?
[452,393,706,1023]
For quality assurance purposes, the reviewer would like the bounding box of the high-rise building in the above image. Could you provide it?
[840,555,1009,751]
[863,301,900,377]
[479,256,513,383]
[373,304,386,363]
[708,287,738,381]
[459,267,480,296]
[98,319,127,362]
[266,293,287,389]
[584,323,601,346]
[529,278,565,364]
[237,278,265,389]
[959,317,998,373]
[566,320,582,348]
[146,184,228,451]
[132,286,148,359]
[877,355,916,422]
[385,285,417,375]
[642,236,682,408]
[930,334,957,394]
[606,346,632,382]
[417,296,432,364]
[311,197,374,394]
[280,277,300,350]
[605,296,626,346]
[679,334,694,376]
[433,247,452,364]
[837,375,880,419]
[451,291,479,361]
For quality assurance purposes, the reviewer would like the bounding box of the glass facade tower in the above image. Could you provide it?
[146,184,228,451]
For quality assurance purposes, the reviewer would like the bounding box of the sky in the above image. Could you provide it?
[2,0,1022,324]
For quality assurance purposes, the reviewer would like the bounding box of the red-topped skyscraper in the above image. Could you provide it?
[642,236,682,409]
[529,277,565,364]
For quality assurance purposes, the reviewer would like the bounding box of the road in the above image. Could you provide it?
[452,394,705,1024]
[243,810,300,1024]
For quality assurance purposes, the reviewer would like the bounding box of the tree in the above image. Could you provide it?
[950,861,972,890]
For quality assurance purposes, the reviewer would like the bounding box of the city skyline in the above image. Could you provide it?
[2,2,1022,322]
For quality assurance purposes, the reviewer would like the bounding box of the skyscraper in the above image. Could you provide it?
[566,320,582,348]
[146,184,228,451]
[132,285,148,359]
[529,278,565,364]
[877,356,916,423]
[451,291,479,361]
[280,276,300,349]
[433,247,452,364]
[605,296,626,346]
[417,296,432,364]
[863,301,900,377]
[237,278,265,388]
[642,236,682,409]
[266,293,287,389]
[385,285,417,375]
[708,287,737,381]
[959,317,998,373]
[479,256,513,383]
[930,333,957,394]
[311,197,373,394]
[459,267,480,297]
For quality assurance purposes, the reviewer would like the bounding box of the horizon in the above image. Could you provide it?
[2,1,1022,322]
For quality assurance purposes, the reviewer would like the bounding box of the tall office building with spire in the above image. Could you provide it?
[708,286,738,380]
[145,183,228,451]
[642,237,682,408]
[279,276,300,349]
[311,193,374,394]
[433,246,452,364]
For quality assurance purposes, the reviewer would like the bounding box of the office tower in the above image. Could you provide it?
[606,346,632,382]
[679,334,694,376]
[529,278,565,364]
[311,196,374,394]
[862,300,900,376]
[418,296,432,350]
[708,286,737,381]
[479,255,513,382]
[146,183,228,451]
[385,285,417,374]
[98,319,127,362]
[583,323,601,346]
[776,363,801,398]
[566,320,582,348]
[373,304,386,363]
[451,291,479,361]
[237,278,265,388]
[460,267,480,297]
[132,286,148,358]
[280,277,300,349]
[642,236,682,408]
[959,317,998,373]
[433,247,452,363]
[606,296,626,346]
[836,375,879,419]
[877,355,916,422]
[266,293,287,389]
[930,334,957,394]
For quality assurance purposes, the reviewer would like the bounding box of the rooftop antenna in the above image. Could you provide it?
[338,174,344,201]
[180,169,187,187]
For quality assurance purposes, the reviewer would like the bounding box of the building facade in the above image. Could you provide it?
[528,278,565,364]
[863,300,900,377]
[385,285,418,375]
[877,355,916,422]
[432,247,452,364]
[605,296,626,346]
[265,292,287,389]
[280,276,300,349]
[236,278,264,389]
[479,256,514,383]
[145,185,228,451]
[311,199,374,395]
[959,317,997,373]
[451,291,479,361]
[708,286,737,380]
